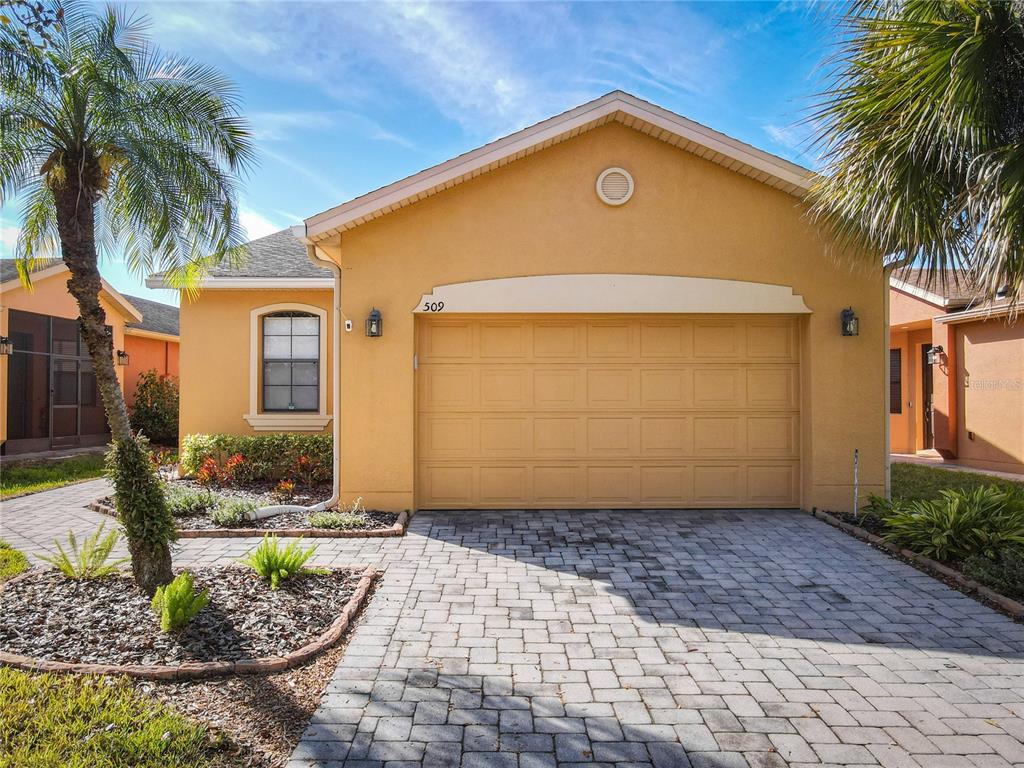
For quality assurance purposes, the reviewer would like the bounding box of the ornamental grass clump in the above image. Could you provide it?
[241,536,316,589]
[309,511,366,530]
[151,571,209,632]
[39,523,128,580]
[883,486,1024,564]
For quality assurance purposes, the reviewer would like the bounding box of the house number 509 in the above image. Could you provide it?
[422,301,445,312]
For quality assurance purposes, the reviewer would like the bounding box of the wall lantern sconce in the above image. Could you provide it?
[116,350,130,366]
[365,308,383,338]
[0,336,13,356]
[840,307,859,337]
[926,345,944,365]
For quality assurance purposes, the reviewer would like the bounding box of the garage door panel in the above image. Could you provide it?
[417,315,800,509]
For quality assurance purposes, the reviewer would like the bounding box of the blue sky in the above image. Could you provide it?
[0,1,834,306]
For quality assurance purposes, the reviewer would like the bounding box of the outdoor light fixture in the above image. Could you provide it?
[840,307,859,336]
[0,336,13,356]
[365,308,383,338]
[116,349,130,366]
[926,345,944,365]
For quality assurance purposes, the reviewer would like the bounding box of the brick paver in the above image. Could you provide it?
[4,486,1024,767]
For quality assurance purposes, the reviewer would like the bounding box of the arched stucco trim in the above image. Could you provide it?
[413,274,812,314]
[244,302,331,432]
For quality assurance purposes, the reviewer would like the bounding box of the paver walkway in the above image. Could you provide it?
[4,486,1024,766]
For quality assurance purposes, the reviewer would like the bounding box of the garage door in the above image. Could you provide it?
[416,314,800,509]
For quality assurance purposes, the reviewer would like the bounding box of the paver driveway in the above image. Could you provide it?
[5,485,1024,766]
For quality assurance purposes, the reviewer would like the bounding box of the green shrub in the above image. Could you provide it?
[309,511,366,530]
[210,499,257,527]
[0,667,228,768]
[883,486,1024,563]
[240,535,316,589]
[180,433,331,482]
[963,547,1024,599]
[0,540,29,581]
[151,571,210,632]
[129,370,179,446]
[39,523,129,580]
[164,485,216,517]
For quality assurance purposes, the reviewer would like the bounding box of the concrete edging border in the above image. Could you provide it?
[89,499,409,538]
[809,508,1024,618]
[0,565,379,680]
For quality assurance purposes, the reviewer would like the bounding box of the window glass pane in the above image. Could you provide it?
[8,310,49,353]
[292,362,318,385]
[263,335,292,359]
[292,336,318,359]
[264,361,291,386]
[291,386,318,411]
[263,316,292,336]
[292,316,318,336]
[263,386,291,411]
[52,318,79,356]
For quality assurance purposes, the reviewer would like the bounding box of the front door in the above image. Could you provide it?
[921,344,934,449]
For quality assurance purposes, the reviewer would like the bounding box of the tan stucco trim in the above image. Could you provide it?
[935,301,1021,325]
[414,274,813,315]
[124,327,179,343]
[305,91,813,240]
[145,275,333,290]
[244,302,330,431]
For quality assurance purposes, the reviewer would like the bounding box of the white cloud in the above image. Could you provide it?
[260,147,346,202]
[763,123,804,150]
[238,207,282,241]
[0,224,19,256]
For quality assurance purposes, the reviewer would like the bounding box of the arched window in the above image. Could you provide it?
[262,311,319,412]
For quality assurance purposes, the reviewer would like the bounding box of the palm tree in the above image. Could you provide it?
[810,0,1024,300]
[1,2,253,593]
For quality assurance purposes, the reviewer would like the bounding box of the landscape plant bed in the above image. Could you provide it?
[90,497,408,537]
[0,565,377,679]
[170,477,332,508]
[810,508,1024,619]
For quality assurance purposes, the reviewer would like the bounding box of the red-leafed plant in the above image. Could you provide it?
[294,454,328,487]
[194,457,220,487]
[222,454,245,485]
[271,479,296,504]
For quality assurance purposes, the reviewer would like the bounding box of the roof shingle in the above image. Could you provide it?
[123,295,179,337]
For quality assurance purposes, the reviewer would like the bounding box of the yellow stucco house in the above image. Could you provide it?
[154,92,888,513]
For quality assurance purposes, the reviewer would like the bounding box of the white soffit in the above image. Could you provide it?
[305,91,813,241]
[414,274,812,314]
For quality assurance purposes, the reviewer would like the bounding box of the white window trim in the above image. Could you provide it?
[244,302,331,432]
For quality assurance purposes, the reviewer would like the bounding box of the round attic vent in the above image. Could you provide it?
[596,167,634,206]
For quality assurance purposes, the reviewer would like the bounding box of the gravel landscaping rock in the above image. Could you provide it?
[0,567,363,666]
[172,478,331,508]
[175,507,399,532]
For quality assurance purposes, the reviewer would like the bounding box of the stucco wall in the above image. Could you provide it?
[178,289,333,440]
[318,122,886,512]
[890,288,941,327]
[124,335,180,407]
[888,328,933,454]
[0,270,128,445]
[955,318,1024,473]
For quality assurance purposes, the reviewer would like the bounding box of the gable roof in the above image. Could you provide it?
[123,294,179,338]
[302,90,814,242]
[145,229,333,288]
[0,258,143,323]
[890,268,989,309]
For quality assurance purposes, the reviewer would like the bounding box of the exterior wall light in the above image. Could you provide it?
[116,349,130,366]
[0,336,13,356]
[840,307,859,336]
[365,308,383,338]
[926,345,944,365]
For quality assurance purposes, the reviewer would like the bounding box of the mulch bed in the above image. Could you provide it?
[0,566,375,674]
[175,508,400,533]
[812,508,1024,620]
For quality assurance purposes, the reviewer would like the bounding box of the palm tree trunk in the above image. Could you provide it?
[53,177,173,594]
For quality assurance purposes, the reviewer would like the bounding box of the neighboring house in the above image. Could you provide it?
[152,91,887,513]
[122,294,180,407]
[889,269,1023,474]
[0,259,180,455]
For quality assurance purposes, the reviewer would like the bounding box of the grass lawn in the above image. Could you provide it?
[891,461,1024,502]
[0,540,29,581]
[0,453,107,500]
[0,668,236,768]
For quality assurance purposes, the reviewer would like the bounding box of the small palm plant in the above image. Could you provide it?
[240,536,316,590]
[39,523,128,579]
[1,2,254,594]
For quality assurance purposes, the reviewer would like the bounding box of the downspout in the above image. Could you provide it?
[250,227,342,518]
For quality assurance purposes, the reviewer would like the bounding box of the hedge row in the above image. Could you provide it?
[180,433,332,481]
